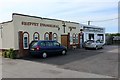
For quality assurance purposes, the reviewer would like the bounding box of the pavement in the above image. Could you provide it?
[0,56,2,79]
[2,57,113,78]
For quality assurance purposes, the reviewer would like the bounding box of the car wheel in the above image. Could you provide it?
[95,46,98,50]
[85,47,87,49]
[62,50,66,55]
[42,52,47,58]
[101,46,103,49]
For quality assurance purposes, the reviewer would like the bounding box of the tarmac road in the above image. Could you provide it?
[1,45,119,78]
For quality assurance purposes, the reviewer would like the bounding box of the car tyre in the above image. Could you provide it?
[85,47,88,50]
[42,52,47,58]
[61,50,66,55]
[101,46,104,49]
[95,46,98,50]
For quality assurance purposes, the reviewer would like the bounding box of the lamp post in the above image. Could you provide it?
[62,21,66,33]
[0,25,3,38]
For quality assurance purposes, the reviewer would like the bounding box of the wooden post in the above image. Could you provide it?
[18,31,24,57]
[67,33,70,49]
[49,32,52,40]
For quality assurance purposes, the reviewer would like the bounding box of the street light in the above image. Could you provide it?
[62,21,66,33]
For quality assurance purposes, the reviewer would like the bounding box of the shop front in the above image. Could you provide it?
[82,25,105,44]
[0,13,81,57]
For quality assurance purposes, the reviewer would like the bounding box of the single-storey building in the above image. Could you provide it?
[80,24,105,44]
[0,13,105,57]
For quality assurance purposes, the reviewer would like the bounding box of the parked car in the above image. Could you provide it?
[84,40,104,50]
[29,40,67,58]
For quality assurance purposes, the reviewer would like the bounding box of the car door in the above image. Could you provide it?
[53,41,62,53]
[45,41,54,54]
[38,41,46,52]
[99,41,104,48]
[96,41,101,48]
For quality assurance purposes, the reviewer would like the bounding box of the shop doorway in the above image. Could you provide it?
[97,34,104,41]
[89,34,94,40]
[61,34,69,48]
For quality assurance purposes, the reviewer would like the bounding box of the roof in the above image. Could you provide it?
[0,20,13,24]
[80,23,104,29]
[12,13,79,24]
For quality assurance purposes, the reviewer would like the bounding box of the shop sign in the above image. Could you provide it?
[83,26,104,32]
[69,26,76,31]
[21,21,59,28]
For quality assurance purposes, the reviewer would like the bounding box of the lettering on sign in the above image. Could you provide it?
[68,26,76,31]
[69,26,76,29]
[21,21,59,28]
[83,26,104,32]
[21,22,39,26]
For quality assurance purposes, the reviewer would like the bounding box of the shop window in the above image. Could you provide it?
[53,33,58,41]
[44,32,49,40]
[89,34,94,40]
[23,32,29,49]
[73,33,76,43]
[33,32,39,40]
[75,34,78,43]
[70,34,73,44]
[97,34,104,42]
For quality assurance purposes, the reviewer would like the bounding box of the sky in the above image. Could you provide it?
[0,0,119,33]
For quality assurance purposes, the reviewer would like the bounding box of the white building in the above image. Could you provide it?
[0,13,105,57]
[80,24,105,44]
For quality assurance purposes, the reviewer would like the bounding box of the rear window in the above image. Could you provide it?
[30,41,38,47]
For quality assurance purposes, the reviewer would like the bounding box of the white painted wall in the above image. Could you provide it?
[0,24,2,49]
[81,23,105,42]
[13,14,80,50]
[0,22,15,49]
[83,31,105,43]
[0,37,2,49]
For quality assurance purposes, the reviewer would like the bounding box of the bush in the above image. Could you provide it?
[9,48,16,59]
[10,51,16,59]
[6,51,10,58]
[3,48,16,59]
[3,51,7,58]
